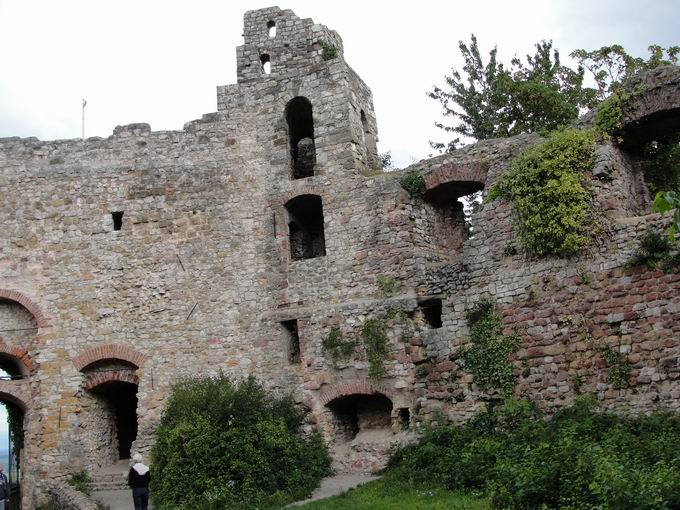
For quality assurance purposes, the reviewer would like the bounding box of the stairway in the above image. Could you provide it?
[90,460,129,491]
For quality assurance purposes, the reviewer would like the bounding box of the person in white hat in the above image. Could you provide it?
[127,453,150,510]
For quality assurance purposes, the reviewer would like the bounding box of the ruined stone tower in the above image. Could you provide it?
[1,7,679,507]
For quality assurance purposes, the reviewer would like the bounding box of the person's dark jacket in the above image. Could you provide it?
[128,466,150,489]
[0,473,9,500]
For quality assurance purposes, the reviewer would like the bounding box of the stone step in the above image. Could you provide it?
[91,480,129,491]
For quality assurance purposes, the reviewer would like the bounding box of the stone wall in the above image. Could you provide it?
[0,6,679,505]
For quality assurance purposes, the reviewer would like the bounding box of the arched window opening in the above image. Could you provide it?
[327,394,393,442]
[260,53,271,75]
[0,355,28,379]
[0,393,23,493]
[423,182,484,252]
[285,195,326,261]
[285,97,316,179]
[267,20,276,38]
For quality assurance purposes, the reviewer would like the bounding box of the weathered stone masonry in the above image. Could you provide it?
[0,7,679,506]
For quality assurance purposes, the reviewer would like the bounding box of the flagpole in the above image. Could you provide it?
[82,99,87,141]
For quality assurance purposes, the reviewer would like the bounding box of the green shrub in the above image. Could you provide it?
[151,375,331,510]
[320,41,338,61]
[66,470,92,496]
[389,397,680,509]
[488,128,598,257]
[626,228,680,272]
[399,170,426,202]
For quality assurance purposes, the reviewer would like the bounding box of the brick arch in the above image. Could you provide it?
[0,289,49,328]
[73,344,146,372]
[319,380,395,407]
[423,162,486,205]
[83,369,139,390]
[0,338,34,372]
[0,380,31,411]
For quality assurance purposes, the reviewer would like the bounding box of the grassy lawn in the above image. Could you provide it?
[294,478,490,510]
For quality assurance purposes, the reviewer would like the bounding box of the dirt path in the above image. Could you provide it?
[93,474,376,509]
[288,473,379,507]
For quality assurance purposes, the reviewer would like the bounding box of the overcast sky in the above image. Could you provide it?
[1,0,678,168]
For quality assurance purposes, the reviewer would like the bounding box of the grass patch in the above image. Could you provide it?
[294,478,489,509]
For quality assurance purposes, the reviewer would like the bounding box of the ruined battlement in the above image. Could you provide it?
[0,8,679,507]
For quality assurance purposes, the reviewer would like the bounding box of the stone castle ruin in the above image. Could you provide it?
[0,6,679,507]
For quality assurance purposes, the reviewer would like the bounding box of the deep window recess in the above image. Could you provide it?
[267,20,276,38]
[398,408,410,429]
[418,298,443,329]
[111,211,124,231]
[260,53,271,74]
[285,194,326,260]
[327,394,393,442]
[285,97,316,179]
[282,319,301,363]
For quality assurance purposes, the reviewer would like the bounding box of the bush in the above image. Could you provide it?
[488,128,598,257]
[151,375,332,510]
[389,397,680,509]
[399,170,426,202]
[626,228,680,273]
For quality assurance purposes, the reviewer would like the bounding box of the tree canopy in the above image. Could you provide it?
[429,38,679,151]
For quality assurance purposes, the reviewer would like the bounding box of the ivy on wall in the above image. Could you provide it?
[458,299,520,397]
[321,309,411,379]
[322,327,357,366]
[600,346,632,390]
[488,128,598,257]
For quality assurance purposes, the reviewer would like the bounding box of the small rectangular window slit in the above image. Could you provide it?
[282,319,301,364]
[111,211,124,231]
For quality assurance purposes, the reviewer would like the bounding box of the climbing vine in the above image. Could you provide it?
[600,346,632,390]
[362,318,389,379]
[458,299,520,397]
[321,327,357,366]
[321,309,413,379]
[487,128,598,257]
[594,86,643,137]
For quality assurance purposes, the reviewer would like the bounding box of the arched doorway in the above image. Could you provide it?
[80,364,140,466]
[74,345,145,469]
[0,392,24,510]
[87,378,138,460]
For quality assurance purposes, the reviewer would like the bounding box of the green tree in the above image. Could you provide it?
[428,35,597,151]
[571,44,679,100]
[430,39,679,151]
